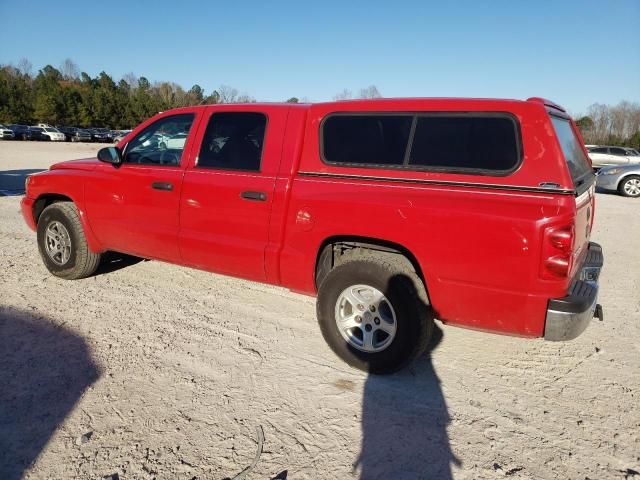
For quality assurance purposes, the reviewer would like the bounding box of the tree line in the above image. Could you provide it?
[1,59,637,148]
[0,59,385,130]
[0,59,287,129]
[575,102,640,149]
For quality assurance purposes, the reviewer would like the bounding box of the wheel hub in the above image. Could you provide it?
[44,221,72,266]
[334,284,397,353]
[624,179,640,196]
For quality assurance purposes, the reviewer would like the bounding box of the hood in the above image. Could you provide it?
[49,158,100,171]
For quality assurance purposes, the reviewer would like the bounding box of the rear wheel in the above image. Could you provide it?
[316,250,433,373]
[619,175,640,198]
[37,202,102,279]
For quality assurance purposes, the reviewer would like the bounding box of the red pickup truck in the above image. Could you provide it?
[21,97,604,373]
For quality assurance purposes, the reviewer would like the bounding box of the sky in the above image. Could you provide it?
[0,0,638,115]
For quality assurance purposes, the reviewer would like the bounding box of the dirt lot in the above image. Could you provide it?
[1,141,639,480]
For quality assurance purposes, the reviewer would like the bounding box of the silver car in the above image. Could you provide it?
[596,164,640,198]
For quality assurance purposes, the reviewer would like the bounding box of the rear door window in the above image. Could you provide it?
[609,147,626,156]
[550,116,593,186]
[197,112,267,171]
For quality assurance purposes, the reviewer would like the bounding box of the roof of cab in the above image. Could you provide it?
[171,97,565,113]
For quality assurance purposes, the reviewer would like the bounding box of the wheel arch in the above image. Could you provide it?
[33,193,103,253]
[314,235,426,291]
[618,172,640,185]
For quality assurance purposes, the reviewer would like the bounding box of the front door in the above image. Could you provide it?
[84,111,200,261]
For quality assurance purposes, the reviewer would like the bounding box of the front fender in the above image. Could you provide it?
[26,171,104,254]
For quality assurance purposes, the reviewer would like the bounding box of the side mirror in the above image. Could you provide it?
[97,146,122,165]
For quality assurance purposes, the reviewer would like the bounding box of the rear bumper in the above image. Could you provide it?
[544,242,604,341]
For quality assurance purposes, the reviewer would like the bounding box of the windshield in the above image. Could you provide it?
[550,116,593,185]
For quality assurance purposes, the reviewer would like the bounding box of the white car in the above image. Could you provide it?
[587,145,640,169]
[164,132,187,149]
[41,127,66,142]
[0,124,15,140]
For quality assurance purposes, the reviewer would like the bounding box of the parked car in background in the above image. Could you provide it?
[89,128,112,143]
[112,130,131,143]
[37,123,54,128]
[0,124,16,139]
[8,124,31,140]
[587,146,640,169]
[75,129,93,142]
[58,126,93,142]
[27,127,49,141]
[160,132,188,149]
[596,164,640,198]
[40,126,66,141]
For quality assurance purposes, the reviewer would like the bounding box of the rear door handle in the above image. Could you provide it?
[151,181,173,191]
[241,191,267,201]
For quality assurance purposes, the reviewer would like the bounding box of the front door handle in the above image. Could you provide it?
[241,191,267,201]
[152,181,173,191]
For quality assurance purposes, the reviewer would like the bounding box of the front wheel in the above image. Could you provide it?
[316,251,433,373]
[37,202,102,279]
[619,175,640,198]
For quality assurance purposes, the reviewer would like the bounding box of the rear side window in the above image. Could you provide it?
[590,147,608,153]
[198,112,267,171]
[321,113,521,174]
[322,115,412,166]
[409,116,518,171]
[550,116,593,184]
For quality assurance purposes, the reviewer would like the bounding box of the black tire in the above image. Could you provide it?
[316,250,433,374]
[618,175,640,198]
[37,202,102,279]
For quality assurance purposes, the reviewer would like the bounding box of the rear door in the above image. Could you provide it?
[178,106,289,282]
[609,147,631,164]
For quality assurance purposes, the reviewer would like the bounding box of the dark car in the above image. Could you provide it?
[58,126,93,142]
[27,126,49,141]
[8,124,31,140]
[88,128,112,143]
[75,129,93,142]
[57,126,76,141]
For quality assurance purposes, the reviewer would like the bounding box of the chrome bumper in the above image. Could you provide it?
[544,242,604,341]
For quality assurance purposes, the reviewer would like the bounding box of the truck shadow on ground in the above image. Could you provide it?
[95,251,145,276]
[356,274,460,479]
[0,169,45,196]
[0,306,100,479]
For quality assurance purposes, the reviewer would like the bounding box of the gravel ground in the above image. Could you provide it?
[1,141,639,480]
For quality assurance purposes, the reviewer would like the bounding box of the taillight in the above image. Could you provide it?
[540,224,575,279]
